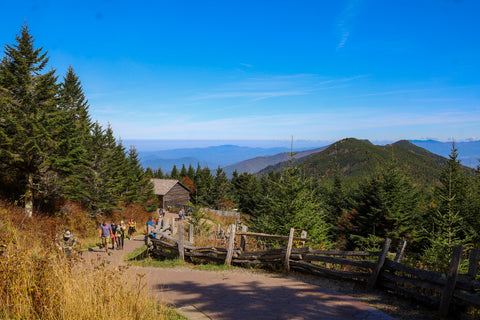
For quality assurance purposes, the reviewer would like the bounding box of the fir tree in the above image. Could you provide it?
[0,24,60,216]
[422,143,471,270]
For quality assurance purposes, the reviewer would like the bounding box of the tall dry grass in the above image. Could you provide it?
[0,202,183,320]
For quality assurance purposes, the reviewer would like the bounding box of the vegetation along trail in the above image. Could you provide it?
[87,236,397,320]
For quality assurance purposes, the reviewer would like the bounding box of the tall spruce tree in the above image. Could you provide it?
[57,66,93,202]
[253,163,330,245]
[340,162,421,250]
[213,166,232,210]
[422,143,471,270]
[0,25,61,216]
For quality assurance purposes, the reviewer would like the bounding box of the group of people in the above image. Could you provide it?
[99,219,137,253]
[56,218,138,257]
[58,210,197,256]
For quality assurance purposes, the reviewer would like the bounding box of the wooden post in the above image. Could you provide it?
[225,224,236,266]
[172,217,177,235]
[240,225,248,251]
[163,217,169,230]
[439,245,463,318]
[188,223,194,244]
[300,230,307,247]
[468,248,480,280]
[367,238,391,289]
[178,222,185,261]
[394,239,407,262]
[284,228,295,273]
[145,222,151,247]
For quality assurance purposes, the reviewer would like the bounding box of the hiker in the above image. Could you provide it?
[117,220,126,249]
[127,218,137,240]
[111,221,119,249]
[56,229,77,258]
[178,207,186,220]
[99,221,113,253]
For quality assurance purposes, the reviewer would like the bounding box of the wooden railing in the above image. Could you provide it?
[145,220,480,318]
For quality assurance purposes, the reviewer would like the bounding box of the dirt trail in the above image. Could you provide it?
[85,226,401,320]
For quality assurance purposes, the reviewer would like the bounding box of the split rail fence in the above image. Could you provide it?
[145,218,480,318]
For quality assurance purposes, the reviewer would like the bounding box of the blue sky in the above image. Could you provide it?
[1,0,479,145]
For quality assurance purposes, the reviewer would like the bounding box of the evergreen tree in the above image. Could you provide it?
[231,171,262,216]
[187,164,196,180]
[170,165,179,180]
[153,167,164,178]
[56,66,93,202]
[193,165,215,207]
[254,164,330,245]
[422,143,471,270]
[340,162,421,250]
[0,24,61,216]
[213,166,232,210]
[179,164,188,178]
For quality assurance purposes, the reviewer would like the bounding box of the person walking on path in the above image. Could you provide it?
[127,218,137,240]
[55,229,77,258]
[178,207,186,220]
[117,220,126,249]
[111,221,119,249]
[99,221,113,253]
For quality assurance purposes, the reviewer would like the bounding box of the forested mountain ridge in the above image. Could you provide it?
[258,138,474,186]
[223,146,328,178]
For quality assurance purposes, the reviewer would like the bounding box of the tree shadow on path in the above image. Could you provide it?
[152,272,396,320]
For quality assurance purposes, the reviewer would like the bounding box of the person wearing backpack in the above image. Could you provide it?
[117,221,126,249]
[111,221,119,249]
[127,218,137,240]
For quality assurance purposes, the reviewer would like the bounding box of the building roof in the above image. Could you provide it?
[151,179,190,195]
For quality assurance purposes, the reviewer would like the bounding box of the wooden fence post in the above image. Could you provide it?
[178,222,185,261]
[300,230,307,247]
[240,225,248,251]
[367,238,391,289]
[284,228,295,273]
[225,224,236,266]
[145,222,151,247]
[172,217,177,235]
[468,248,480,280]
[188,223,194,244]
[394,239,407,262]
[439,245,463,318]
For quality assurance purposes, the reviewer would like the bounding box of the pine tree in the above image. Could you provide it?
[193,165,215,207]
[179,164,188,178]
[56,66,93,202]
[341,162,421,250]
[231,171,262,216]
[422,143,471,270]
[0,24,61,216]
[213,166,232,210]
[254,163,330,245]
[170,165,179,180]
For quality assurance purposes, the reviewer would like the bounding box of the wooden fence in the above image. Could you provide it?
[145,220,480,318]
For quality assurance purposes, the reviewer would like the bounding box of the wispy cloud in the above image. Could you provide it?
[336,0,362,50]
[191,73,363,102]
[109,108,480,140]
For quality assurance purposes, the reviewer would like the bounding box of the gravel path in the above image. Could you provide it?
[86,234,400,320]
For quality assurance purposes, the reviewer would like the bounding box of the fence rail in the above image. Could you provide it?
[145,221,480,318]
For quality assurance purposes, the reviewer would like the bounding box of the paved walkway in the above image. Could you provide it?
[87,231,396,320]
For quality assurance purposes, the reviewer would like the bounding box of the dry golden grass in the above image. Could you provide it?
[0,201,185,320]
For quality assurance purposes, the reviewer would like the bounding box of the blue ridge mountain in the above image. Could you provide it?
[257,138,475,186]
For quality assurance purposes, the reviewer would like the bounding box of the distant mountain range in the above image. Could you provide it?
[129,139,479,176]
[258,138,474,185]
[223,146,328,177]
